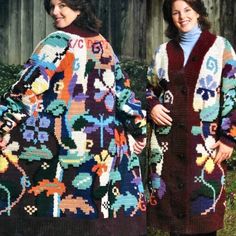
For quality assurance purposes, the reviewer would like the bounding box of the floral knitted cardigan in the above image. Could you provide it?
[0,24,146,236]
[146,30,236,234]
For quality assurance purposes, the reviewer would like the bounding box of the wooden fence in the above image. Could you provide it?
[0,0,55,65]
[91,0,146,61]
[0,0,146,65]
[0,0,235,65]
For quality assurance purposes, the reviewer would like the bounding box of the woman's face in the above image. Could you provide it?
[171,0,200,33]
[50,0,80,28]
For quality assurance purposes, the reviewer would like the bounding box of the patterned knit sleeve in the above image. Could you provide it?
[0,32,70,137]
[114,55,146,139]
[146,47,164,114]
[219,39,236,147]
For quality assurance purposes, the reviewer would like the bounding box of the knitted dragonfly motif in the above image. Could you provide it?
[83,114,114,148]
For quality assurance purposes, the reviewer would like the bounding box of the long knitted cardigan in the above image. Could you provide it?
[0,24,146,236]
[146,30,236,234]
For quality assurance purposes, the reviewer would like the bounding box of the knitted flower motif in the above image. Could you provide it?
[222,63,236,78]
[94,70,115,112]
[197,75,217,100]
[157,68,166,79]
[23,116,50,143]
[221,117,231,130]
[150,173,166,200]
[221,117,236,137]
[114,129,128,158]
[0,155,8,173]
[92,150,112,176]
[31,76,49,95]
[0,136,20,174]
[228,125,236,137]
[196,156,215,174]
[196,136,216,174]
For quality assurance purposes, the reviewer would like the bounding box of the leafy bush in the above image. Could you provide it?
[0,63,22,95]
[120,59,148,107]
[227,153,236,171]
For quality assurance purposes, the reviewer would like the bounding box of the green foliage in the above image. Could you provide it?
[219,171,236,236]
[0,63,22,95]
[225,171,236,210]
[227,151,236,171]
[120,59,148,107]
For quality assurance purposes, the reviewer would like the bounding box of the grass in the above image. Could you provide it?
[218,170,236,236]
[147,170,236,236]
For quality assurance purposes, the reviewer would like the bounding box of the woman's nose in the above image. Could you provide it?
[51,6,59,16]
[179,12,185,19]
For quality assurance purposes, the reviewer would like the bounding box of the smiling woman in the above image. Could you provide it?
[44,0,102,32]
[171,1,200,33]
[0,0,146,235]
[48,0,81,29]
[146,0,236,235]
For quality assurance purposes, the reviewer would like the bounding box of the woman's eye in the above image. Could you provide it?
[59,3,66,8]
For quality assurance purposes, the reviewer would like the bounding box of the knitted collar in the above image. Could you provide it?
[61,23,99,37]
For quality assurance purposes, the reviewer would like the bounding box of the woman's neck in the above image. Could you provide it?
[179,25,202,42]
[179,25,202,66]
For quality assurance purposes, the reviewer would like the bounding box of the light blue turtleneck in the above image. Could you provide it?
[179,25,202,66]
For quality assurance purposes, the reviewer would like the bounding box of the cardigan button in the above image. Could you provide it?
[181,87,187,95]
[178,154,185,159]
[177,213,186,219]
[178,123,185,128]
[192,56,198,61]
[178,183,184,189]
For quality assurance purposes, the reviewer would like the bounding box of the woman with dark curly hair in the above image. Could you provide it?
[44,0,102,32]
[147,0,236,235]
[0,0,146,235]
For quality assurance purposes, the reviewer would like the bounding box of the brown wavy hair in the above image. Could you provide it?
[163,0,211,39]
[44,0,102,32]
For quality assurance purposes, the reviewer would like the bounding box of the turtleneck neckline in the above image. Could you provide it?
[178,25,202,66]
[179,25,202,42]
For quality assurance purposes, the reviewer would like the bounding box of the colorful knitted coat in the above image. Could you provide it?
[0,24,146,236]
[146,30,236,234]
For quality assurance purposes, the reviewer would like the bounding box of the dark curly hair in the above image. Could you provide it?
[163,0,211,39]
[44,0,102,33]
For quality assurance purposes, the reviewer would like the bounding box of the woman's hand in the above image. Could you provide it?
[211,141,234,164]
[133,138,146,154]
[150,104,172,126]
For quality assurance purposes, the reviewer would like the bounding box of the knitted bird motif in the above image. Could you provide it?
[28,178,66,197]
[59,194,95,215]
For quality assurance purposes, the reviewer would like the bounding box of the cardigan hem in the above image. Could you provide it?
[0,214,146,236]
[147,207,224,234]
